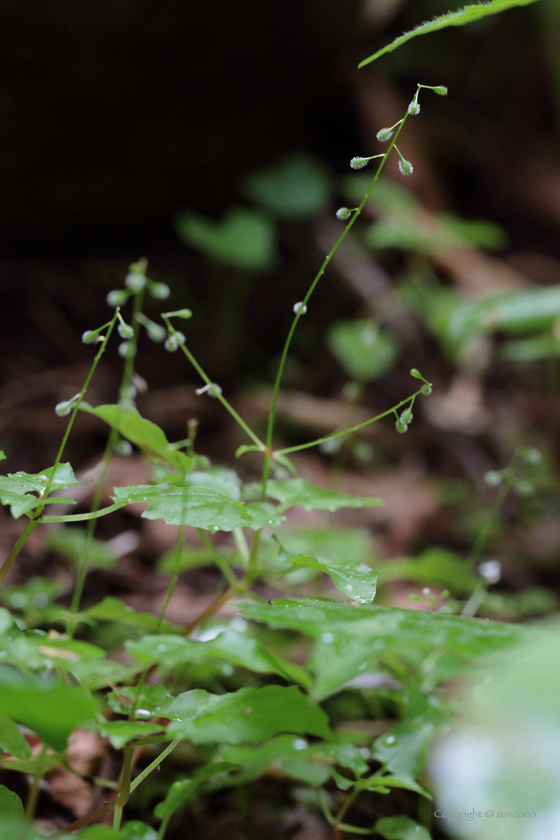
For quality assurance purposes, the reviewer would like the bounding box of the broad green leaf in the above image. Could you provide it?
[375,816,432,840]
[0,627,105,672]
[365,774,430,798]
[157,545,217,575]
[343,175,419,215]
[166,685,332,744]
[447,285,560,342]
[45,528,118,568]
[0,667,98,751]
[219,735,331,786]
[0,714,32,760]
[119,823,157,840]
[432,627,560,840]
[112,484,283,531]
[359,0,540,67]
[0,462,78,519]
[126,630,311,689]
[0,784,26,840]
[378,547,477,597]
[238,599,527,699]
[274,538,378,604]
[83,597,179,634]
[89,720,166,749]
[175,207,276,271]
[154,763,239,821]
[241,153,332,220]
[247,478,383,513]
[372,719,436,779]
[78,829,120,840]
[79,404,191,473]
[188,467,242,499]
[327,319,398,381]
[2,577,60,613]
[70,660,143,690]
[107,685,173,717]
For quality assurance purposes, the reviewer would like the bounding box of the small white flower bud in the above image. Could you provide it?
[400,407,413,425]
[293,302,307,315]
[118,322,134,339]
[408,100,420,116]
[398,158,414,176]
[484,470,503,487]
[433,85,448,96]
[395,416,408,434]
[336,207,352,221]
[479,559,501,584]
[125,273,146,291]
[148,282,170,300]
[107,289,129,307]
[376,127,394,143]
[82,330,97,344]
[147,323,166,342]
[55,394,80,417]
[420,383,432,395]
[350,157,368,170]
[196,382,222,398]
[173,331,186,345]
[118,341,134,358]
[114,438,133,457]
[521,447,541,465]
[164,335,179,352]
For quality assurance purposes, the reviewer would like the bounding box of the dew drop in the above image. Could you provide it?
[292,739,308,751]
[321,632,334,643]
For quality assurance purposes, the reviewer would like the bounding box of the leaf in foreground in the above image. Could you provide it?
[250,478,383,513]
[165,685,332,744]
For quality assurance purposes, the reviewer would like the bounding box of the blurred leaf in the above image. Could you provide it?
[378,547,477,597]
[79,404,191,473]
[0,667,98,751]
[126,630,311,689]
[501,335,560,361]
[242,153,332,220]
[375,816,432,840]
[2,577,61,612]
[175,207,276,271]
[107,685,173,717]
[112,484,283,531]
[219,734,331,786]
[157,545,216,575]
[344,175,419,214]
[327,319,398,381]
[432,626,560,840]
[274,537,378,604]
[249,478,384,513]
[439,214,508,250]
[84,597,179,634]
[45,528,118,569]
[358,0,540,67]
[119,823,157,840]
[0,714,32,760]
[166,685,332,744]
[0,784,25,840]
[154,763,239,821]
[78,829,119,840]
[448,285,560,340]
[89,720,165,749]
[373,718,436,778]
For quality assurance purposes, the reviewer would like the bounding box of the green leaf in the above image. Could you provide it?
[378,547,478,597]
[83,597,180,634]
[241,153,332,220]
[372,719,436,779]
[0,451,5,461]
[0,714,32,760]
[0,627,105,672]
[166,685,332,745]
[156,545,217,575]
[0,784,26,840]
[327,319,398,382]
[112,484,283,531]
[375,816,432,840]
[154,763,239,822]
[188,467,242,499]
[107,685,173,717]
[501,335,560,361]
[251,478,384,513]
[358,0,540,67]
[238,599,527,699]
[119,823,157,840]
[0,463,78,518]
[0,668,98,751]
[274,537,378,604]
[45,527,118,569]
[89,720,166,749]
[79,404,191,473]
[126,630,311,689]
[175,207,276,271]
[77,829,120,840]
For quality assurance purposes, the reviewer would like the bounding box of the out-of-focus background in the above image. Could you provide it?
[2,0,560,617]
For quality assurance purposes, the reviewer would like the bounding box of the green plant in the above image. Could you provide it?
[0,3,546,834]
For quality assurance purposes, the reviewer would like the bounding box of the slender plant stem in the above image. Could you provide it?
[182,586,236,636]
[158,525,187,628]
[163,317,264,449]
[274,388,424,456]
[197,528,238,587]
[113,744,133,830]
[48,798,118,837]
[0,314,118,589]
[262,112,410,495]
[129,740,181,793]
[40,502,126,523]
